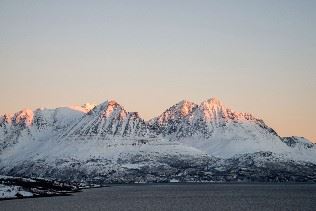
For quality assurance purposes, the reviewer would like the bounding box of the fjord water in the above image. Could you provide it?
[1,184,316,211]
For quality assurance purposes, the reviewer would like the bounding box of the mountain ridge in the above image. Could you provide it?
[0,97,315,184]
[1,97,314,145]
[0,97,313,142]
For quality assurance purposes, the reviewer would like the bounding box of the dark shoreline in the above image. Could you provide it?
[1,183,316,211]
[0,192,75,201]
[2,181,316,201]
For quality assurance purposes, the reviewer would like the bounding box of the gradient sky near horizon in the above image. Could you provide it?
[0,0,315,141]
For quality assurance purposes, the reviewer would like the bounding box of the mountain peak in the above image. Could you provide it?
[89,100,126,119]
[97,100,120,109]
[12,109,34,126]
[153,100,198,123]
[203,97,225,107]
[199,97,226,116]
[177,100,197,116]
[177,99,192,105]
[108,99,119,106]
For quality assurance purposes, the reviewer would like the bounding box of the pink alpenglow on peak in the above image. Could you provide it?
[90,100,127,119]
[178,100,198,116]
[12,109,34,126]
[205,97,225,106]
[197,98,255,122]
[198,98,226,120]
[152,100,198,124]
[0,97,315,165]
[0,97,315,185]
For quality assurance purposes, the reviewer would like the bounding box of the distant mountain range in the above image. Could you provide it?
[0,98,315,184]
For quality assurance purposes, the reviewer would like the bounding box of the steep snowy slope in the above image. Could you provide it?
[0,104,93,152]
[149,98,296,160]
[0,101,210,184]
[149,98,279,138]
[280,136,316,161]
[61,100,149,140]
[149,100,199,137]
[0,137,208,183]
[0,98,315,184]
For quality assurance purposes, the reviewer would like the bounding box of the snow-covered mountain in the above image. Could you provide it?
[0,98,315,184]
[0,104,93,152]
[150,98,279,138]
[149,98,307,160]
[61,100,149,140]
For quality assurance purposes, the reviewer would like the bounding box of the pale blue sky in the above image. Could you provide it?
[0,0,315,141]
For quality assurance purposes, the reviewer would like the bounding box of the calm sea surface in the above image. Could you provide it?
[1,183,316,211]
